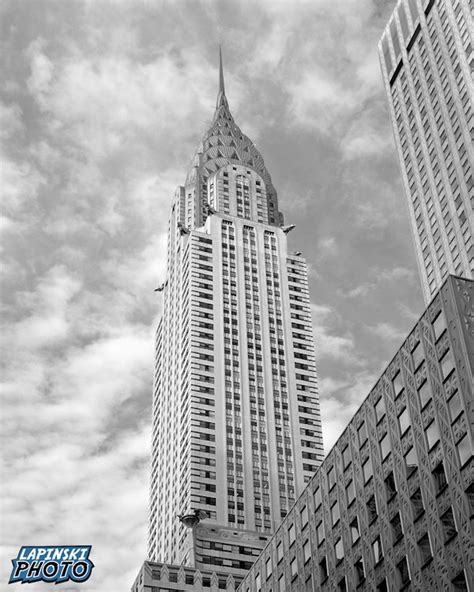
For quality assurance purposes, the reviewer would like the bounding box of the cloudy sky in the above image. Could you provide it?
[1,0,425,589]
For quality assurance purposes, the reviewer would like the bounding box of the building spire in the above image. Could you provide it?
[219,45,225,95]
[216,45,228,110]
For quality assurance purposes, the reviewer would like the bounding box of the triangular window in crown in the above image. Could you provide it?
[230,151,239,160]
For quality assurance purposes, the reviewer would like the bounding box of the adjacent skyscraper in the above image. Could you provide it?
[239,275,473,592]
[147,51,323,579]
[379,0,473,303]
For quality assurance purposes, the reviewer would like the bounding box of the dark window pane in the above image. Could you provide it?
[418,533,432,565]
[351,517,360,544]
[440,507,457,542]
[433,462,447,494]
[391,512,403,542]
[411,488,424,519]
[367,495,378,522]
[385,472,397,498]
[397,556,410,585]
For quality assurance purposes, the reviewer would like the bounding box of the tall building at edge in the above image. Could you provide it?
[379,0,473,304]
[146,51,324,583]
[239,275,473,592]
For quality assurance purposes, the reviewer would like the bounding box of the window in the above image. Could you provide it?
[278,574,286,592]
[380,433,390,460]
[440,507,457,542]
[350,517,360,543]
[440,349,455,381]
[303,539,311,563]
[335,537,344,562]
[375,396,385,422]
[451,571,469,591]
[391,512,403,542]
[338,577,347,592]
[411,488,424,519]
[288,523,295,545]
[331,500,340,525]
[342,445,351,469]
[256,573,261,591]
[418,380,431,408]
[327,466,336,490]
[397,556,410,586]
[265,556,272,578]
[372,536,383,564]
[456,434,472,467]
[300,505,308,527]
[376,579,388,592]
[398,407,410,435]
[418,533,432,565]
[448,391,463,422]
[392,372,404,396]
[385,472,397,499]
[313,486,322,508]
[363,457,373,483]
[319,557,328,583]
[316,520,325,545]
[346,480,355,506]
[358,422,368,446]
[354,557,365,585]
[277,541,283,562]
[426,420,440,449]
[433,462,447,494]
[405,446,417,477]
[411,342,424,370]
[432,311,446,340]
[290,557,297,578]
[367,494,378,522]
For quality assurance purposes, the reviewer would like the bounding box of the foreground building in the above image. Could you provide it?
[143,50,324,585]
[379,0,473,303]
[239,275,473,592]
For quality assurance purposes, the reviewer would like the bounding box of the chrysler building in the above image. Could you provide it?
[147,51,324,582]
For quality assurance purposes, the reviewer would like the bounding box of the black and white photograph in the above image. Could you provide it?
[1,0,472,590]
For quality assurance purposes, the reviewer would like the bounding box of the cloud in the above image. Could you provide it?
[0,0,423,589]
[318,369,378,451]
[367,321,406,343]
[343,266,415,299]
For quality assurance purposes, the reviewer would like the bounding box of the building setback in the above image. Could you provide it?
[145,50,324,584]
[239,275,473,592]
[379,0,473,303]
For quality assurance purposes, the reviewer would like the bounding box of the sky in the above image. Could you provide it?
[0,0,425,590]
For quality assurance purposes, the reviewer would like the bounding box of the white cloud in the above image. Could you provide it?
[368,321,406,343]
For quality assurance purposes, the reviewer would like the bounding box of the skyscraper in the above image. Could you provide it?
[147,51,323,581]
[239,275,473,592]
[379,0,473,303]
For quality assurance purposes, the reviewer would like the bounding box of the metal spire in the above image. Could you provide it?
[216,45,228,110]
[219,45,225,96]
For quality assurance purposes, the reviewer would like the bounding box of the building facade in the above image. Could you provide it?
[379,0,473,303]
[239,275,473,592]
[147,51,324,581]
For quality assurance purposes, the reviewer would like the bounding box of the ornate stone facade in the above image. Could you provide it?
[239,275,473,592]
